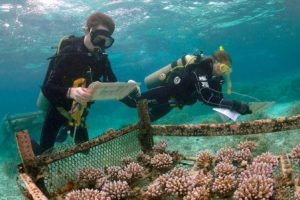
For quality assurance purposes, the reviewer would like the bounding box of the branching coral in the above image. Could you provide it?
[238,140,257,152]
[121,157,133,166]
[235,148,252,163]
[116,169,132,182]
[65,189,109,200]
[150,153,173,170]
[101,180,130,200]
[216,147,236,163]
[291,144,300,163]
[95,177,109,190]
[212,175,237,198]
[196,151,214,170]
[107,166,122,180]
[194,170,213,188]
[137,151,151,166]
[124,162,144,178]
[238,162,274,186]
[144,174,169,199]
[253,152,278,168]
[183,186,211,200]
[214,162,236,177]
[294,177,300,200]
[153,168,193,198]
[169,167,189,177]
[165,174,194,197]
[234,175,274,199]
[152,140,168,153]
[62,139,296,200]
[76,167,105,186]
[145,179,164,199]
[156,174,169,186]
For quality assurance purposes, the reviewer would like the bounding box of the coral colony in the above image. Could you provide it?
[60,140,300,199]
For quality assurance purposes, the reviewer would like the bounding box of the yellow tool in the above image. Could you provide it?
[69,78,87,142]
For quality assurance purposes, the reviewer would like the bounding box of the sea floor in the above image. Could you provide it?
[0,157,23,199]
[0,101,300,199]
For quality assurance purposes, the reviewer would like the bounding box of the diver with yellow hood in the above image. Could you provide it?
[136,46,252,121]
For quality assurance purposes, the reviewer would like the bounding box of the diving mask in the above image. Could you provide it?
[90,29,114,49]
[219,63,232,95]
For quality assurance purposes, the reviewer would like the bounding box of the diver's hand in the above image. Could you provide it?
[232,101,252,115]
[128,80,141,97]
[68,87,92,104]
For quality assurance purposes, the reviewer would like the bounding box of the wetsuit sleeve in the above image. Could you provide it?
[103,59,117,82]
[42,54,71,105]
[192,72,251,114]
[120,94,138,108]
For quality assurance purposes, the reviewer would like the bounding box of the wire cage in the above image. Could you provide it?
[15,100,300,200]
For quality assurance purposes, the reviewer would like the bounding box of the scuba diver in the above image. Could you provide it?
[133,46,252,122]
[33,12,135,155]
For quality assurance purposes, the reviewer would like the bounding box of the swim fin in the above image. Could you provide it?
[248,101,275,113]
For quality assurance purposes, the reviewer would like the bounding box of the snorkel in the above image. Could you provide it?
[216,46,232,95]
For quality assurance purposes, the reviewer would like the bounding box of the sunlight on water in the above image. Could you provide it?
[25,0,91,16]
[0,3,14,12]
[27,0,71,12]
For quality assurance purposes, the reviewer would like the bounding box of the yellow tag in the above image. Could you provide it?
[159,73,166,81]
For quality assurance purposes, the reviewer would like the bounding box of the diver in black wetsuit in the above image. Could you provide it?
[136,47,252,121]
[33,12,134,155]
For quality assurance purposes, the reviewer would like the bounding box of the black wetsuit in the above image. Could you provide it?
[139,57,250,121]
[35,36,131,155]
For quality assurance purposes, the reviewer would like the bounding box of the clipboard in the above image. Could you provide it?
[88,81,138,100]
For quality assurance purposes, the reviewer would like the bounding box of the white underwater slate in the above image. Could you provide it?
[213,101,274,121]
[213,108,241,121]
[89,81,138,100]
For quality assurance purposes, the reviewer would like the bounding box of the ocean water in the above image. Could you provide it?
[0,0,300,198]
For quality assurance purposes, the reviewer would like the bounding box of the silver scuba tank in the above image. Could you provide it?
[36,91,49,113]
[144,55,197,89]
[144,64,172,89]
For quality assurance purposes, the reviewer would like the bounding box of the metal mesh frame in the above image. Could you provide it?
[43,130,141,193]
[16,101,300,199]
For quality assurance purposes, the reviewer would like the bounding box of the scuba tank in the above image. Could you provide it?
[144,54,201,89]
[36,91,49,113]
[36,35,75,113]
[144,64,172,89]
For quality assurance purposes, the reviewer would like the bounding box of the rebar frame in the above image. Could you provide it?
[152,115,300,136]
[15,101,300,199]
